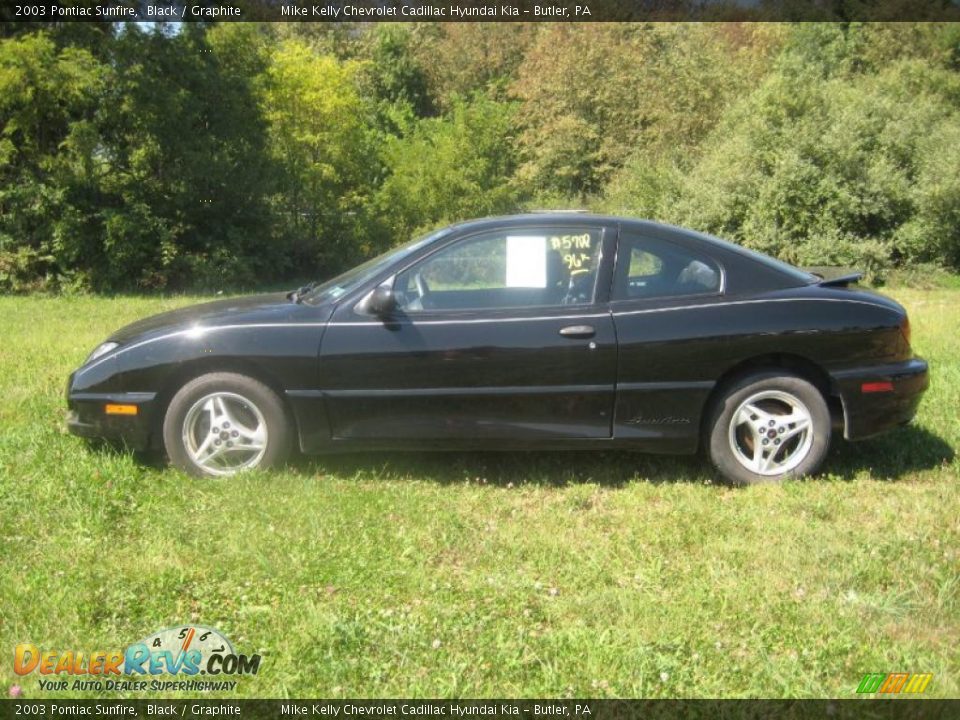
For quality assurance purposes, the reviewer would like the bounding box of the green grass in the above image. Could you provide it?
[0,289,958,699]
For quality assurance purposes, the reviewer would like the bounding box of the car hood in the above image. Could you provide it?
[107,293,332,344]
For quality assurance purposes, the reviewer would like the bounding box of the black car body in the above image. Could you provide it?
[67,214,928,483]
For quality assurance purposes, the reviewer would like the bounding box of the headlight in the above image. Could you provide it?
[86,341,120,365]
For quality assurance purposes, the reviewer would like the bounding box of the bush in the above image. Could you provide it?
[375,94,521,241]
[660,59,959,277]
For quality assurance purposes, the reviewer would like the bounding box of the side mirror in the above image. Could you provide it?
[366,285,397,316]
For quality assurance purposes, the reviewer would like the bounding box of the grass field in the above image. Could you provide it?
[0,288,957,699]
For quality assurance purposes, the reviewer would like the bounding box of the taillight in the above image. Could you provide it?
[901,316,911,347]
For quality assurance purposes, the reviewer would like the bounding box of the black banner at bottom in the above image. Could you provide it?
[1,700,960,720]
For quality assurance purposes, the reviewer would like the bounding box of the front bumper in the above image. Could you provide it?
[66,378,158,450]
[831,357,929,441]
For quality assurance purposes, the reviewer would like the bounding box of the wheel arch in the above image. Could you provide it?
[148,357,298,450]
[700,353,844,442]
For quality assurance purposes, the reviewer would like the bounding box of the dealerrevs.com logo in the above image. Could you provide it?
[14,626,261,692]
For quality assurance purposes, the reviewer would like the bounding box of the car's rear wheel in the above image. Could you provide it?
[707,371,831,486]
[163,372,291,478]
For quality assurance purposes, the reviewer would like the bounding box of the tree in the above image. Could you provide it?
[90,23,275,290]
[511,24,655,199]
[376,94,520,241]
[258,38,379,274]
[510,24,780,200]
[0,33,106,290]
[417,23,534,108]
[362,23,435,131]
[671,55,960,276]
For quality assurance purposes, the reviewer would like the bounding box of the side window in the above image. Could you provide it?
[395,227,603,312]
[613,233,721,300]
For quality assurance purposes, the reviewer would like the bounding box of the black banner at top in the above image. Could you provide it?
[3,0,960,22]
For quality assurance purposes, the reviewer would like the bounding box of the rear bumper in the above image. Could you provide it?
[66,377,158,450]
[831,358,929,440]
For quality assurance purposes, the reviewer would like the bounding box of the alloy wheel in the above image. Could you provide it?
[727,389,814,476]
[181,392,268,476]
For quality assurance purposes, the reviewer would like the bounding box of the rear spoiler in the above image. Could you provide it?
[804,268,864,287]
[818,272,863,287]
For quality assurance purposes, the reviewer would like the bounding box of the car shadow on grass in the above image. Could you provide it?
[826,424,955,481]
[290,449,713,488]
[83,438,168,470]
[81,437,706,486]
[85,424,954,486]
[290,424,955,487]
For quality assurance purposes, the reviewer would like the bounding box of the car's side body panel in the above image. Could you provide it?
[609,294,910,452]
[313,307,618,447]
[67,298,334,451]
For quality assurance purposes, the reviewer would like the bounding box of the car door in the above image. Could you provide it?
[608,227,727,452]
[318,222,618,443]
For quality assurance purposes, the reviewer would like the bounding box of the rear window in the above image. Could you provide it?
[613,232,721,300]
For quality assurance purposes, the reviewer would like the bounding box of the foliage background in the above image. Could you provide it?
[1,22,958,292]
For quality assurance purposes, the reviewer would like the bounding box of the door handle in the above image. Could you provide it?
[559,325,596,339]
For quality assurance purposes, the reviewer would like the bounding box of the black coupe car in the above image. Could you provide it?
[67,214,928,484]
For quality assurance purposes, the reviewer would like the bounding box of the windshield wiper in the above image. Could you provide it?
[287,281,318,304]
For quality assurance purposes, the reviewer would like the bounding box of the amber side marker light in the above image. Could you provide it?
[104,404,138,416]
[861,381,894,393]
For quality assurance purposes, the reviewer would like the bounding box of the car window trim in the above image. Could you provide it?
[611,230,727,302]
[329,310,611,327]
[354,223,616,318]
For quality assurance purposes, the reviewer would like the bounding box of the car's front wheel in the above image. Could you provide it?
[707,371,831,486]
[162,372,292,478]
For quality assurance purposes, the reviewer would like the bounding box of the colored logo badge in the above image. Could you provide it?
[856,673,933,694]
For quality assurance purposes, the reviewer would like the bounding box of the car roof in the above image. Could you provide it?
[446,212,728,242]
[446,212,713,242]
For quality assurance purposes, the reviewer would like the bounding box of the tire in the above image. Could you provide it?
[162,372,292,478]
[706,371,831,486]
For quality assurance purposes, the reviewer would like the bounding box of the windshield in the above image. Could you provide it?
[301,228,451,305]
